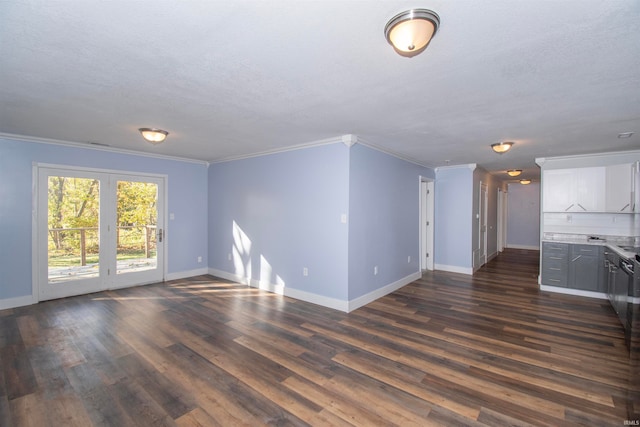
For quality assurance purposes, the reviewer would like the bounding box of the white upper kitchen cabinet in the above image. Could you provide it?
[605,163,633,212]
[543,167,605,212]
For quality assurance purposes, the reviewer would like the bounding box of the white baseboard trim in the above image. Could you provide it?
[208,268,251,285]
[506,244,540,250]
[207,268,420,313]
[0,294,36,311]
[285,287,348,312]
[540,284,608,300]
[209,267,347,311]
[166,268,210,282]
[347,271,421,312]
[435,264,473,275]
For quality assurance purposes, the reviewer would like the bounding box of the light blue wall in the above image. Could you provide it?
[348,145,434,300]
[435,166,473,269]
[0,137,208,300]
[208,143,350,300]
[507,182,541,248]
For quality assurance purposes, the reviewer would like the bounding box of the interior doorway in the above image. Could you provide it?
[419,178,435,271]
[35,165,166,301]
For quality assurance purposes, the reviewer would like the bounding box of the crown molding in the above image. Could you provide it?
[355,138,433,169]
[0,132,210,166]
[536,149,640,167]
[435,163,477,172]
[341,134,358,147]
[209,135,345,164]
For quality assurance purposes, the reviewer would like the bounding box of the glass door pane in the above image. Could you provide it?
[47,176,101,283]
[116,180,158,275]
[38,167,165,301]
[110,174,164,289]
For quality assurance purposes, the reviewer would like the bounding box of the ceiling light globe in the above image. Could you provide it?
[385,9,440,57]
[491,141,514,154]
[139,128,168,144]
[520,179,532,185]
[507,169,522,177]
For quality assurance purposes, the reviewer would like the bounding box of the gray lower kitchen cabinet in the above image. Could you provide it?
[541,242,605,292]
[541,242,569,287]
[568,244,605,292]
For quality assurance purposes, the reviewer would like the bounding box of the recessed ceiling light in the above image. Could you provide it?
[618,132,634,139]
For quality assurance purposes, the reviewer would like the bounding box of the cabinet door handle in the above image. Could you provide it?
[571,255,581,262]
[577,203,586,211]
[549,267,561,271]
[550,256,563,260]
[549,279,561,282]
[620,203,630,212]
[564,204,575,211]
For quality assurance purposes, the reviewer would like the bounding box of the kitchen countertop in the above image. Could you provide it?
[541,235,639,260]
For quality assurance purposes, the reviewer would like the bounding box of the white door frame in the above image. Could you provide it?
[497,188,504,253]
[419,177,435,271]
[33,163,167,301]
[478,182,488,267]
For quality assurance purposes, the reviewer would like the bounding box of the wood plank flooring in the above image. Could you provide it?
[1,248,637,426]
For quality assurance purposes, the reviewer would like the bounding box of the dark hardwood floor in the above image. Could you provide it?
[1,249,636,426]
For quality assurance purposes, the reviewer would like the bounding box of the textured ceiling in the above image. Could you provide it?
[1,1,639,181]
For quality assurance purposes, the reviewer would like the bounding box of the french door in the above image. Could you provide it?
[35,166,165,301]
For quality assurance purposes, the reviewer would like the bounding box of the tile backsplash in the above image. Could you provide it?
[542,212,637,236]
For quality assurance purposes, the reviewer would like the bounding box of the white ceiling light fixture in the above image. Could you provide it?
[139,128,169,144]
[385,9,440,57]
[491,141,514,154]
[506,169,522,177]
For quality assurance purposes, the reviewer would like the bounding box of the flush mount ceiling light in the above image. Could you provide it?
[385,9,440,57]
[520,179,532,185]
[506,169,522,177]
[139,128,168,144]
[491,141,514,154]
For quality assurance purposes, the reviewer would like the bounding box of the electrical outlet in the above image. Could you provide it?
[197,256,202,263]
[408,256,411,263]
[303,267,309,276]
[374,266,378,275]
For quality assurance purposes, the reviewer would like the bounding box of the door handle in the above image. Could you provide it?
[158,228,163,243]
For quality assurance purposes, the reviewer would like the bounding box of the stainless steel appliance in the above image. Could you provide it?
[605,246,635,349]
[619,257,634,346]
[632,254,640,357]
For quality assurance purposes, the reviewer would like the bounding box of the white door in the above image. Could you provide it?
[36,166,165,301]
